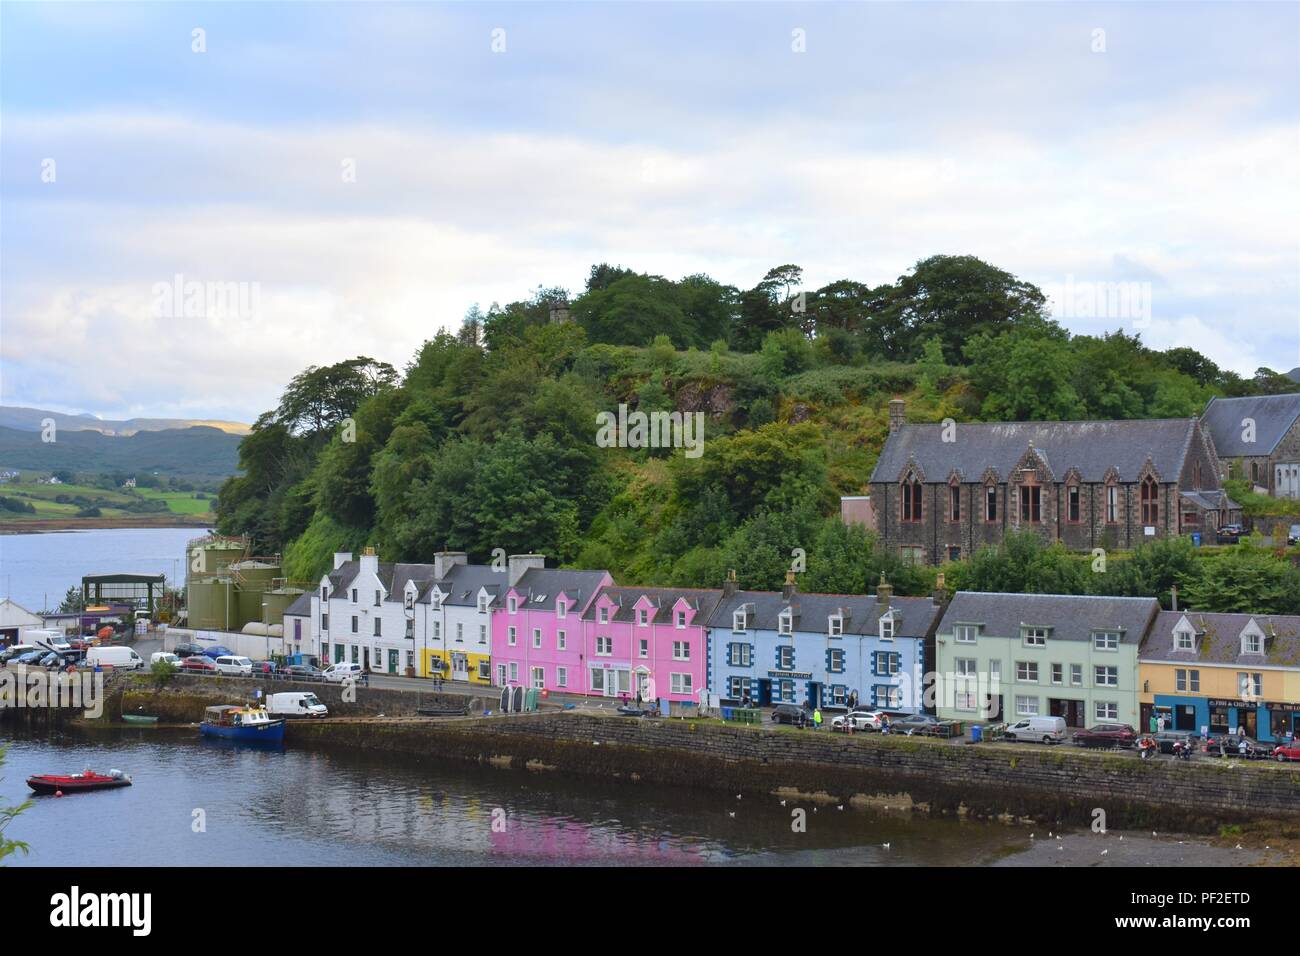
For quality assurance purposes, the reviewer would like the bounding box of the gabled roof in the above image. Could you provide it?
[425,564,504,607]
[869,419,1200,484]
[510,568,611,611]
[1142,610,1300,668]
[938,592,1160,644]
[581,586,724,625]
[706,590,940,638]
[284,591,313,617]
[1202,393,1300,457]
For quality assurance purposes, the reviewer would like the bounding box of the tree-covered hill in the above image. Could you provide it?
[214,255,1298,606]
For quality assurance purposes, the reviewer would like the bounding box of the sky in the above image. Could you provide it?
[2,1,1298,423]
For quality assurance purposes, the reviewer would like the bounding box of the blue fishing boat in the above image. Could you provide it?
[199,705,285,743]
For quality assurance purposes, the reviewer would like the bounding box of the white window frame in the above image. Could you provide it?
[733,610,747,632]
[1095,665,1118,688]
[829,615,843,637]
[1175,627,1195,651]
[596,636,613,657]
[1015,695,1040,717]
[954,624,978,644]
[1095,701,1118,721]
[1022,627,1048,648]
[671,672,692,695]
[637,608,649,627]
[556,666,568,688]
[507,626,516,646]
[532,628,542,649]
[675,610,687,629]
[1016,660,1038,683]
[778,610,793,635]
[1092,631,1120,652]
[556,629,567,651]
[672,640,689,661]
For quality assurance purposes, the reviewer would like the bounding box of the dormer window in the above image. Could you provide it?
[508,596,517,614]
[321,587,328,603]
[404,590,415,610]
[880,611,896,641]
[1092,631,1119,652]
[1175,627,1195,651]
[637,609,649,627]
[557,600,567,620]
[954,624,979,644]
[733,610,747,633]
[675,610,687,628]
[828,615,843,637]
[1241,626,1263,655]
[477,593,489,613]
[778,609,793,635]
[1022,627,1048,647]
[599,605,609,625]
[432,590,443,610]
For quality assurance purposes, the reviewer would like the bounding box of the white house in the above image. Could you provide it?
[0,598,47,646]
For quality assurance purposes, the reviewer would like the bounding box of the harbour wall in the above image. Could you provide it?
[286,711,1300,831]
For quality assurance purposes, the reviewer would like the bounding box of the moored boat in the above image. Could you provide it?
[27,769,132,795]
[122,714,159,725]
[199,704,286,743]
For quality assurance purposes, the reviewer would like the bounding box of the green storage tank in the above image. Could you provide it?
[188,539,247,580]
[261,588,305,628]
[187,578,237,631]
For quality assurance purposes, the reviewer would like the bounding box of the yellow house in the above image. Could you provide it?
[1139,610,1300,742]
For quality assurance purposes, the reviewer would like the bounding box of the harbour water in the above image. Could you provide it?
[0,527,203,612]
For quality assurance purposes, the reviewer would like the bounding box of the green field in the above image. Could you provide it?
[0,480,214,520]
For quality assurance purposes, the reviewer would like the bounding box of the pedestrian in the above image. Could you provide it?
[1148,711,1159,735]
[813,707,822,731]
[881,715,891,735]
[635,690,642,707]
[1157,713,1166,733]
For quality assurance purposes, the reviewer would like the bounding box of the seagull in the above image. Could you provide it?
[1056,835,1062,841]
[1152,831,1157,837]
[1119,836,1123,841]
[1101,849,1109,856]
[736,794,742,800]
[881,842,891,850]
[1030,833,1035,840]
[728,811,736,819]
[779,800,787,807]
[1048,831,1053,837]
[1235,844,1244,850]
[836,805,844,811]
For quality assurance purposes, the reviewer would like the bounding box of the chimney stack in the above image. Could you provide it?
[360,547,379,574]
[888,398,906,435]
[783,569,797,602]
[876,572,893,607]
[508,554,546,587]
[722,569,738,599]
[433,551,468,581]
[333,552,353,570]
[932,571,947,606]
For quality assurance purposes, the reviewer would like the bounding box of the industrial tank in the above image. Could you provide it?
[186,578,237,631]
[260,588,305,628]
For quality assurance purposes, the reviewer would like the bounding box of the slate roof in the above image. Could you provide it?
[425,564,505,607]
[937,592,1160,644]
[325,559,501,607]
[1202,393,1300,457]
[868,419,1200,484]
[1141,611,1300,669]
[284,591,313,618]
[510,567,611,612]
[581,586,724,625]
[1178,489,1240,512]
[705,590,941,638]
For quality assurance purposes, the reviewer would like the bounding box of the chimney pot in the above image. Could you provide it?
[876,572,893,606]
[888,398,906,435]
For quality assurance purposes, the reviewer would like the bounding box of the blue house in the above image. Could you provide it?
[706,572,943,712]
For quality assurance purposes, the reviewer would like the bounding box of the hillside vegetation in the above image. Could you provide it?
[213,256,1300,611]
[0,424,241,479]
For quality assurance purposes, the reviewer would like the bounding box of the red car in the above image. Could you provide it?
[1072,723,1138,749]
[1273,741,1300,762]
[179,655,217,673]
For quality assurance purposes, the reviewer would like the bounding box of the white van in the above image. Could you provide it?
[86,646,144,671]
[322,661,363,683]
[267,692,328,719]
[28,629,71,653]
[1002,715,1067,744]
[150,652,181,667]
[214,655,253,676]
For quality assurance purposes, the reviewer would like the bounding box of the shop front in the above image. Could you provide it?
[1152,695,1299,742]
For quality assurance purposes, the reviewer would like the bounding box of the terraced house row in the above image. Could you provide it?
[286,550,1300,740]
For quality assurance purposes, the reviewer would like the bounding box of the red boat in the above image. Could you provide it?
[26,770,132,795]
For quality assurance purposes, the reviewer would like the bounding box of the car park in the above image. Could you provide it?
[1071,723,1138,749]
[1216,523,1244,544]
[769,704,807,727]
[831,710,885,732]
[1002,716,1068,744]
[1,645,38,666]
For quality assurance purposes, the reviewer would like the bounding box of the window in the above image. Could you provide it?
[479,625,487,645]
[599,605,609,624]
[827,648,845,673]
[1067,484,1080,522]
[335,643,344,663]
[637,608,648,627]
[873,651,901,676]
[947,545,961,562]
[727,643,753,667]
[1093,631,1120,652]
[1095,701,1118,721]
[1051,663,1063,685]
[955,658,977,710]
[1140,476,1159,525]
[556,667,568,688]
[954,624,979,643]
[727,676,752,699]
[1175,668,1201,692]
[596,636,612,656]
[478,593,489,613]
[1106,483,1119,524]
[671,673,693,695]
[829,615,843,637]
[900,546,924,566]
[508,662,518,683]
[1016,661,1038,682]
[431,591,443,610]
[949,484,961,522]
[351,588,357,604]
[508,626,517,646]
[1022,627,1047,647]
[321,586,328,603]
[733,610,747,632]
[556,629,566,651]
[530,666,545,689]
[1175,627,1195,651]
[778,609,793,635]
[374,589,381,607]
[373,619,382,637]
[590,669,604,694]
[1242,628,1262,654]
[433,621,441,640]
[901,477,923,522]
[1019,484,1041,523]
[508,596,517,614]
[672,641,690,661]
[985,484,998,522]
[456,622,464,643]
[497,664,507,686]
[639,638,649,659]
[777,646,795,670]
[1015,696,1040,717]
[531,628,542,649]
[351,615,358,634]
[880,613,896,641]
[1095,666,1118,687]
[676,610,687,628]
[872,685,902,709]
[1238,672,1262,699]
[1070,663,1082,687]
[557,601,567,620]
[321,613,329,631]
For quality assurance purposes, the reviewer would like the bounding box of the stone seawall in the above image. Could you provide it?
[288,712,1300,831]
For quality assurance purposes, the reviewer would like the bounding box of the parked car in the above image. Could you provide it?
[1288,524,1300,546]
[890,713,943,736]
[201,645,235,660]
[1272,741,1300,762]
[171,642,206,658]
[322,661,364,683]
[831,710,885,732]
[150,652,182,667]
[283,664,323,680]
[65,637,93,652]
[0,645,38,666]
[178,655,217,674]
[1216,523,1244,544]
[769,703,807,727]
[214,655,254,677]
[1151,730,1202,754]
[1002,716,1068,744]
[250,661,279,675]
[1072,723,1138,748]
[1207,733,1270,759]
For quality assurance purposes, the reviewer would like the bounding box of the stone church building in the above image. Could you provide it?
[866,400,1241,566]
[1201,393,1300,498]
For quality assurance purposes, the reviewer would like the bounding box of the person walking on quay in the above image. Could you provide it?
[1149,711,1159,735]
[812,707,822,731]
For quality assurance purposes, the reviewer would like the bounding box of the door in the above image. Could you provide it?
[807,682,823,710]
[636,669,651,702]
[755,678,772,706]
[362,647,370,671]
[1239,707,1257,738]
[452,653,469,681]
[1174,703,1196,731]
[1049,699,1084,728]
[387,649,398,674]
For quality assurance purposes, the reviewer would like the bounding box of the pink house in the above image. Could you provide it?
[577,586,722,703]
[491,556,612,696]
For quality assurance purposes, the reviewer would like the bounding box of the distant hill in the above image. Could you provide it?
[1288,367,1300,383]
[0,424,242,478]
[0,405,250,436]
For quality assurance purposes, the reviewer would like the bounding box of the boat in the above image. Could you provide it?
[27,769,132,795]
[199,704,286,743]
[122,714,159,725]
